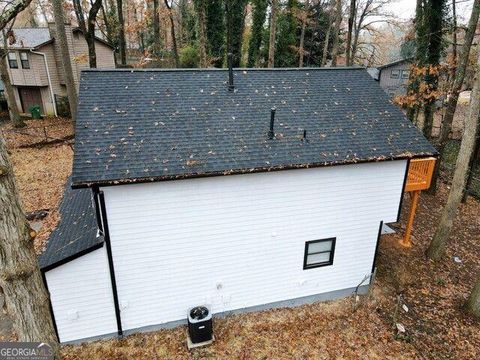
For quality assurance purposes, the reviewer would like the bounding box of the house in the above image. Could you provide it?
[377,58,413,97]
[2,24,115,116]
[38,67,437,343]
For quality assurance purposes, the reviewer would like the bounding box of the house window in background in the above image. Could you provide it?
[390,69,400,79]
[401,70,409,79]
[303,238,336,269]
[8,52,18,69]
[20,52,30,69]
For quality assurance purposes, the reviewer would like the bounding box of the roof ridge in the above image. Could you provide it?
[82,67,367,73]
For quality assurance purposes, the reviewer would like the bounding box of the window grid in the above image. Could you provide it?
[8,52,18,69]
[303,238,336,270]
[20,52,30,69]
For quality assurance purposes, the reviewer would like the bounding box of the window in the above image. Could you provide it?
[390,69,400,79]
[303,238,336,269]
[401,70,409,79]
[7,52,18,69]
[20,52,30,69]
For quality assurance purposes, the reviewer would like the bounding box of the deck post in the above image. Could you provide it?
[400,190,420,247]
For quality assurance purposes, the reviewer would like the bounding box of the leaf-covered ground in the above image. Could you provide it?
[1,118,74,251]
[2,118,480,359]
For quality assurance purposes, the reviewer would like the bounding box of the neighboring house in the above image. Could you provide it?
[377,58,413,97]
[38,68,436,343]
[1,24,115,116]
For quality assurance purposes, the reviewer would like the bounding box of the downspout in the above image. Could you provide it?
[29,48,58,117]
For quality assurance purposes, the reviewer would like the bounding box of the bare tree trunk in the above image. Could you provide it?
[116,0,127,65]
[0,46,24,127]
[195,0,207,67]
[86,1,102,68]
[452,0,457,66]
[345,0,356,66]
[152,0,161,56]
[321,2,334,67]
[298,0,309,67]
[52,0,77,122]
[429,0,480,192]
[268,0,278,68]
[0,0,33,30]
[164,0,179,67]
[74,0,102,68]
[0,136,59,358]
[466,273,480,318]
[426,48,480,261]
[330,0,342,67]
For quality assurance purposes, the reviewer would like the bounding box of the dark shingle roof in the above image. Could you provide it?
[38,179,103,270]
[72,68,437,187]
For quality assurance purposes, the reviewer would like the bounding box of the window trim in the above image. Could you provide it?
[20,52,30,69]
[390,69,400,79]
[7,52,18,69]
[303,237,336,270]
[401,70,409,79]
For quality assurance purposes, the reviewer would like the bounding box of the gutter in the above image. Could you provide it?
[29,49,58,117]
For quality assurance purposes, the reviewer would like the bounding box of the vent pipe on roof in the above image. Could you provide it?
[268,108,276,139]
[228,53,234,91]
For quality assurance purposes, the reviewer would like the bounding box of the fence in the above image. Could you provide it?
[1,122,74,148]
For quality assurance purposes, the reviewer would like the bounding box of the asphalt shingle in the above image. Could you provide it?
[72,68,437,187]
[38,179,103,270]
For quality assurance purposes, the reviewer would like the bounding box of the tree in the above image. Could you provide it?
[426,48,480,261]
[0,0,33,30]
[165,0,180,67]
[1,27,25,127]
[321,0,335,66]
[349,0,395,65]
[247,0,268,67]
[193,0,207,67]
[205,0,225,67]
[466,274,480,318]
[73,0,103,68]
[0,137,60,357]
[298,0,310,67]
[268,0,278,67]
[330,0,342,66]
[407,0,446,138]
[275,0,298,67]
[429,0,480,192]
[226,0,248,67]
[152,0,161,56]
[345,0,355,66]
[116,0,127,65]
[52,0,77,122]
[0,4,59,356]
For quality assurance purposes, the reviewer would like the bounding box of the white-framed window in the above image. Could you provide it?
[401,70,409,79]
[7,52,18,69]
[303,238,336,269]
[390,69,400,79]
[20,52,30,69]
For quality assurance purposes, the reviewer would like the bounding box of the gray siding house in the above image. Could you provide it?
[377,59,413,97]
[2,24,115,116]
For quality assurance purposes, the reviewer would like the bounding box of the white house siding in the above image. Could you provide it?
[101,160,407,332]
[45,247,117,343]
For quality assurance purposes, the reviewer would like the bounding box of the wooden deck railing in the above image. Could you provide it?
[400,157,437,247]
[405,157,437,192]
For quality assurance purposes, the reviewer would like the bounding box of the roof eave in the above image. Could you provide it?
[72,152,438,189]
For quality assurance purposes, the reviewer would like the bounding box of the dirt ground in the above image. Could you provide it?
[2,118,480,359]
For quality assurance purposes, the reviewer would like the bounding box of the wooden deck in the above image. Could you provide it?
[405,157,437,192]
[400,157,437,247]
